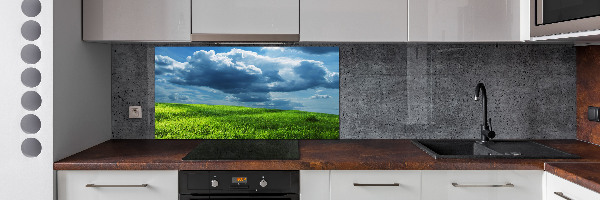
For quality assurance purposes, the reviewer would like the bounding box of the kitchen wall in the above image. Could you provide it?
[112,43,576,140]
[54,0,112,161]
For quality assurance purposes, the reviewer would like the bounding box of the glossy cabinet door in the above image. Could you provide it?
[545,172,600,200]
[330,170,420,200]
[422,170,543,200]
[300,170,330,200]
[83,0,191,41]
[57,170,178,200]
[300,0,408,42]
[192,0,299,34]
[409,0,529,42]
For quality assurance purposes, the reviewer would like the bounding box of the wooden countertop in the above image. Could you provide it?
[54,139,600,194]
[545,162,600,194]
[54,139,600,171]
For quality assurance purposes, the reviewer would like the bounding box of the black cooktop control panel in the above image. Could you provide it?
[179,171,299,195]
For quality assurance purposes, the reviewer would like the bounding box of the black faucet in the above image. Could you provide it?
[474,83,495,143]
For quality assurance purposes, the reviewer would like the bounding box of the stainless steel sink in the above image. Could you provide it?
[412,140,579,159]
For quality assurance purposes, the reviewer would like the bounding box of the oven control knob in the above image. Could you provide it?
[259,179,267,188]
[211,180,219,188]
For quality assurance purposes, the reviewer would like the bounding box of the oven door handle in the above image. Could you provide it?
[354,183,400,186]
[210,196,296,199]
[180,195,298,200]
[181,197,210,200]
[86,184,148,188]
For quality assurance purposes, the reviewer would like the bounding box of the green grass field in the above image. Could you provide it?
[155,102,339,139]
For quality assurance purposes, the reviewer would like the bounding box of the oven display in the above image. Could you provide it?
[232,177,247,184]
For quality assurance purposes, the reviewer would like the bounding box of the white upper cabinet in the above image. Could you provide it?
[300,0,408,42]
[409,0,530,42]
[83,0,191,41]
[191,0,300,41]
[81,0,532,42]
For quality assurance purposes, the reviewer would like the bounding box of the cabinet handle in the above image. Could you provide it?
[353,183,400,186]
[451,183,514,188]
[86,184,149,188]
[554,192,573,200]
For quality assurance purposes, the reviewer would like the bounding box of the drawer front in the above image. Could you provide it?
[57,170,178,200]
[422,170,542,200]
[330,170,421,200]
[546,172,600,200]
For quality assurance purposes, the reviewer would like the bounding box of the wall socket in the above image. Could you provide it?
[589,106,600,122]
[129,106,142,119]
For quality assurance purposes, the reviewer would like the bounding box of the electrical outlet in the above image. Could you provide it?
[129,106,142,119]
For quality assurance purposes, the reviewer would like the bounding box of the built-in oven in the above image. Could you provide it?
[531,0,600,37]
[179,171,299,200]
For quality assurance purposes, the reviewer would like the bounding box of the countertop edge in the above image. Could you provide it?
[545,162,600,194]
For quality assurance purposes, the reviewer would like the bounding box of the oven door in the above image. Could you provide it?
[180,194,299,200]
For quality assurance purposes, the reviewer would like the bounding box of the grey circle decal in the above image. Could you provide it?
[21,20,41,41]
[21,91,42,111]
[21,68,41,88]
[21,0,41,17]
[20,114,41,134]
[21,44,41,64]
[21,138,42,157]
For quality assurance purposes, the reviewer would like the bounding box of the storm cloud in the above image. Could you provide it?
[156,48,339,104]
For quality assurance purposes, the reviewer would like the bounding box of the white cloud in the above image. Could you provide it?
[155,55,186,75]
[156,48,338,98]
[309,94,332,99]
[261,47,285,52]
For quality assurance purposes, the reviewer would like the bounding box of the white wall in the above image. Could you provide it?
[0,0,54,199]
[0,0,110,199]
[53,0,111,162]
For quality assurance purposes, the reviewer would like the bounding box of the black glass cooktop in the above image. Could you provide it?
[182,140,300,160]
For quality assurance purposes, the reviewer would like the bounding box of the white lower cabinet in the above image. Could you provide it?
[330,170,421,200]
[422,170,543,200]
[300,170,330,200]
[57,170,178,200]
[545,172,600,200]
[57,169,600,200]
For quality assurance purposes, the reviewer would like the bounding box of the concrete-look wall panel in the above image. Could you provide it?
[112,43,576,140]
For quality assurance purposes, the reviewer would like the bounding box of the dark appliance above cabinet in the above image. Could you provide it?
[531,0,600,39]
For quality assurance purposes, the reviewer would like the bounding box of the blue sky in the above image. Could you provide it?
[154,47,339,115]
